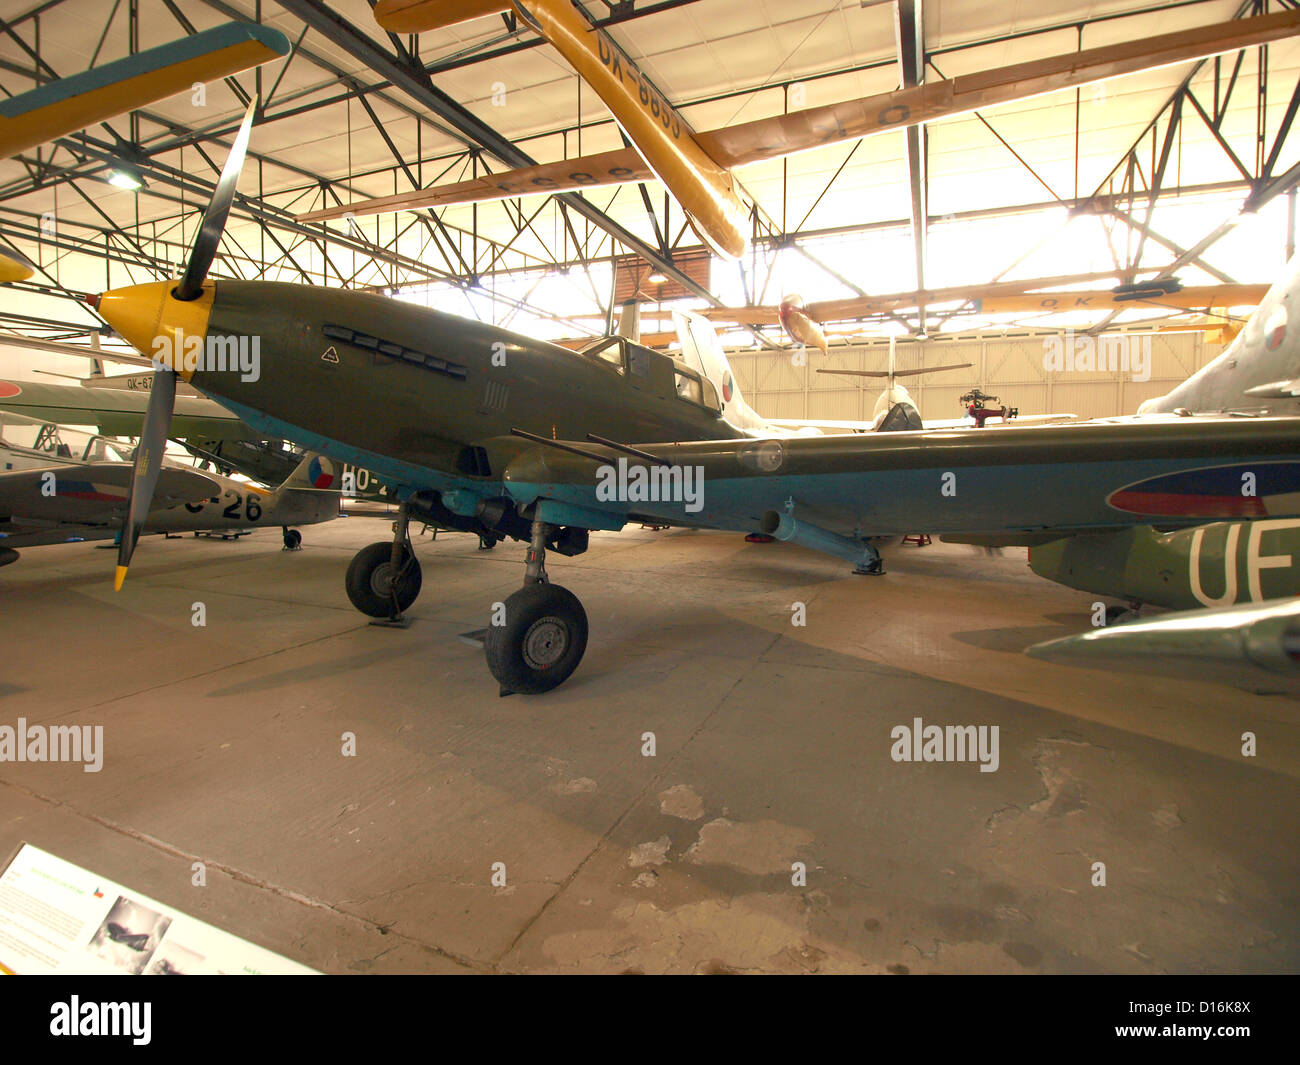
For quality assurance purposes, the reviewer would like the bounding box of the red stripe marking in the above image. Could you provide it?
[1110,490,1268,517]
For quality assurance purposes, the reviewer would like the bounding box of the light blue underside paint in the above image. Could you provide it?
[210,399,1300,542]
[215,398,469,495]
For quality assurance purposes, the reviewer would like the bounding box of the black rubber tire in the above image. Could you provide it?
[485,583,588,694]
[283,528,303,550]
[1104,604,1133,626]
[345,540,422,618]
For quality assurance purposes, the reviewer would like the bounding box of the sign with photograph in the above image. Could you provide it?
[0,843,316,974]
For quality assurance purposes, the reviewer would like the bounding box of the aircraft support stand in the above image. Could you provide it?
[853,541,885,576]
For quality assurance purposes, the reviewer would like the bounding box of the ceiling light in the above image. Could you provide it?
[647,272,667,284]
[107,166,145,190]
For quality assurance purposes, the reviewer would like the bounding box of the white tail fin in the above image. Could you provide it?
[615,300,640,342]
[276,452,341,494]
[672,311,768,431]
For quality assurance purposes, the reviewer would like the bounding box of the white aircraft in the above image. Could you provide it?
[1026,253,1300,689]
[672,312,1064,434]
[1138,253,1300,415]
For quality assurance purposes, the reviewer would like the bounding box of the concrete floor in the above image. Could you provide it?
[1,516,1296,974]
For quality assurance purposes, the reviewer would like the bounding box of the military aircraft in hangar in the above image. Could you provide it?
[998,254,1300,619]
[299,5,1300,262]
[87,98,1300,696]
[0,413,342,567]
[0,368,299,487]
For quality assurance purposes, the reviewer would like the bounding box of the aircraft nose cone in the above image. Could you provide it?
[97,281,214,377]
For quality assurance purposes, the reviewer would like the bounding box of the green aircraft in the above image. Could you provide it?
[1026,520,1300,619]
[87,99,1300,695]
[1008,250,1300,618]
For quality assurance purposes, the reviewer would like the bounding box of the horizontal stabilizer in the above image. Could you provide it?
[1244,379,1300,399]
[817,363,973,379]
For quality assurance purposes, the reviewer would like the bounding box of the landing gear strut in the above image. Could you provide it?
[485,519,588,695]
[345,500,423,621]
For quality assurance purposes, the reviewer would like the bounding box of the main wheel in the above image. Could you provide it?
[282,528,303,550]
[485,583,588,694]
[345,540,422,618]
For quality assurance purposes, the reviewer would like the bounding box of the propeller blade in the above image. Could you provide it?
[114,366,177,590]
[111,98,259,587]
[173,96,258,300]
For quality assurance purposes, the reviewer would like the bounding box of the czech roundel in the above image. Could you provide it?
[722,374,733,403]
[1108,462,1300,518]
[308,455,336,489]
[0,381,21,398]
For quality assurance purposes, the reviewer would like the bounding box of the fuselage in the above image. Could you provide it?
[99,280,746,493]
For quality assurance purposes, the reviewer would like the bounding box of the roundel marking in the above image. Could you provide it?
[722,373,733,403]
[0,381,21,398]
[309,455,336,489]
[1106,461,1300,518]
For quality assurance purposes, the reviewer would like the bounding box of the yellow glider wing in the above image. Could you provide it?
[0,22,290,160]
[0,243,36,283]
[314,11,1300,237]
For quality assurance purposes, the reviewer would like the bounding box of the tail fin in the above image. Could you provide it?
[277,452,341,494]
[672,311,766,431]
[616,300,640,342]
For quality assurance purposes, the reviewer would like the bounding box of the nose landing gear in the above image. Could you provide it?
[485,519,588,695]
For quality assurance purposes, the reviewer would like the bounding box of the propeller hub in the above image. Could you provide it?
[97,281,214,377]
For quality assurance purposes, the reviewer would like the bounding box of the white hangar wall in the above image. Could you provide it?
[726,330,1224,424]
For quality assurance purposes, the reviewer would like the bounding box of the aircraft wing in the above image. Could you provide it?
[701,279,1267,327]
[0,378,251,440]
[0,23,290,161]
[0,243,37,283]
[1026,598,1300,695]
[492,416,1300,547]
[0,462,221,525]
[299,11,1300,225]
[299,147,651,222]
